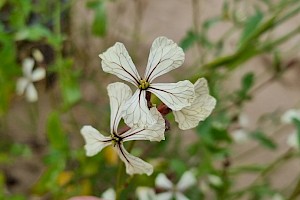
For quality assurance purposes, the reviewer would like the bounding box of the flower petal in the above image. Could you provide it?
[156,192,173,200]
[122,89,157,128]
[155,173,173,190]
[107,82,132,134]
[16,78,29,95]
[80,126,112,157]
[31,67,46,82]
[25,83,38,102]
[115,143,153,176]
[136,187,156,200]
[144,37,184,83]
[122,107,165,142]
[176,171,197,191]
[173,78,216,130]
[101,188,116,200]
[148,80,194,111]
[99,42,141,86]
[175,192,189,200]
[22,58,35,78]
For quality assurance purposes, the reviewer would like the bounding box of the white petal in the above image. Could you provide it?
[281,109,300,124]
[99,42,141,86]
[122,89,157,128]
[115,143,153,176]
[232,129,249,143]
[80,126,112,157]
[107,82,132,133]
[136,187,156,200]
[31,67,46,81]
[155,173,173,190]
[286,131,299,150]
[148,81,194,111]
[176,171,197,191]
[122,107,165,142]
[16,78,29,95]
[208,175,223,187]
[22,58,35,78]
[173,79,216,130]
[25,83,38,102]
[156,192,173,200]
[144,37,184,82]
[175,192,189,200]
[101,188,116,200]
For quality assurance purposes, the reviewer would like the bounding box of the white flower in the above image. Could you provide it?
[286,132,299,150]
[281,109,300,124]
[16,58,46,102]
[207,175,222,187]
[271,193,284,200]
[81,82,165,176]
[136,187,157,200]
[102,188,116,200]
[173,78,216,130]
[99,36,195,127]
[155,171,196,200]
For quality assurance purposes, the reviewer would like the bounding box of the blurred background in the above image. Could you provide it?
[1,0,300,199]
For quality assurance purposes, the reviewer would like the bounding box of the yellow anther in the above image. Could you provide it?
[139,79,150,90]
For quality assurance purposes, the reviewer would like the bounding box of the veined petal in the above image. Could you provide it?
[80,126,112,157]
[176,171,197,191]
[144,37,184,83]
[16,78,29,95]
[148,81,194,111]
[175,192,189,200]
[122,89,157,128]
[173,79,216,130]
[122,107,165,142]
[99,42,141,86]
[107,82,132,134]
[22,58,35,78]
[31,67,46,82]
[156,192,173,200]
[25,83,38,102]
[155,173,173,190]
[115,143,153,176]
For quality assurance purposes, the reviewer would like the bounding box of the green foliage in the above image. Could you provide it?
[250,131,277,150]
[87,0,107,37]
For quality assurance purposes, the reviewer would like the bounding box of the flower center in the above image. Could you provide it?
[138,79,150,90]
[112,135,121,147]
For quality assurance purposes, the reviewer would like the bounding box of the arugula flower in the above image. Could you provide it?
[99,37,195,127]
[81,82,165,175]
[16,58,46,102]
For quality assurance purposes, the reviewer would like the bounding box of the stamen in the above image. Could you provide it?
[138,79,150,90]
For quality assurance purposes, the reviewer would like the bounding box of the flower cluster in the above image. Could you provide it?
[81,36,216,175]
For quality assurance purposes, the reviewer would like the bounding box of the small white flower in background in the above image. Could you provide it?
[99,36,195,128]
[232,114,250,143]
[16,58,46,102]
[286,132,299,150]
[101,188,116,200]
[155,171,196,200]
[281,109,300,124]
[271,193,284,200]
[136,187,157,200]
[173,78,216,130]
[81,82,165,176]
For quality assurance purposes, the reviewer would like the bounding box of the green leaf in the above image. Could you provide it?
[250,131,277,149]
[239,10,264,46]
[88,1,107,37]
[292,118,300,149]
[236,72,255,101]
[46,111,69,154]
[180,31,198,51]
[14,25,51,41]
[170,159,187,176]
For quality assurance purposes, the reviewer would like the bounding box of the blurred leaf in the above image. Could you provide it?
[46,111,69,154]
[104,146,118,165]
[87,0,107,37]
[250,131,277,149]
[203,17,221,29]
[239,11,264,46]
[57,171,73,186]
[230,165,265,175]
[14,25,51,41]
[236,72,255,101]
[170,159,187,176]
[292,118,300,149]
[180,31,199,51]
